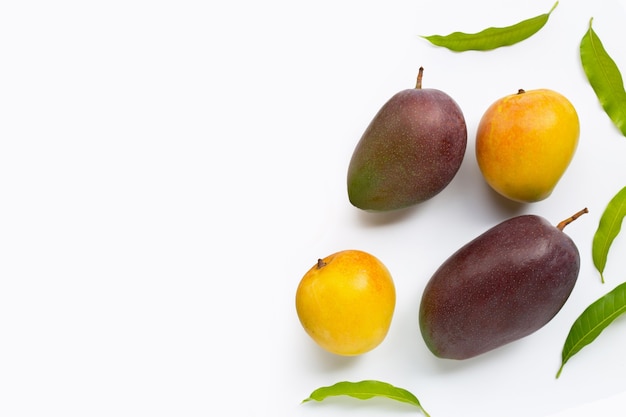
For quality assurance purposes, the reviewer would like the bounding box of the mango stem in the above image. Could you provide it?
[556,208,588,231]
[416,67,424,89]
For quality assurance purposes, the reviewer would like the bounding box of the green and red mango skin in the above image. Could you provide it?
[347,87,467,212]
[419,215,580,360]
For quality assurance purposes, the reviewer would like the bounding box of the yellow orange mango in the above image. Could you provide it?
[476,89,579,203]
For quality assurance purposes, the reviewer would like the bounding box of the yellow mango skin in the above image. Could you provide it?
[295,250,396,356]
[476,89,579,203]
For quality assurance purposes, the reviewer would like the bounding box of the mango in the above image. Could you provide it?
[476,88,579,203]
[347,67,467,211]
[419,209,587,360]
[295,250,396,356]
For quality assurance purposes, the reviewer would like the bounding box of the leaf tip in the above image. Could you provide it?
[549,1,559,14]
[420,34,437,43]
[556,364,564,379]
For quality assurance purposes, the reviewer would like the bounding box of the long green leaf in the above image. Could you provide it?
[592,186,626,283]
[303,380,430,416]
[580,18,626,136]
[557,281,626,378]
[421,1,558,52]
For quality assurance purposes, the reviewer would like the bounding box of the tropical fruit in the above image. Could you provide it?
[476,88,579,203]
[347,67,467,211]
[419,208,587,359]
[296,250,396,355]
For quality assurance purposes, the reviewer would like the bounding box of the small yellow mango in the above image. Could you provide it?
[295,250,395,356]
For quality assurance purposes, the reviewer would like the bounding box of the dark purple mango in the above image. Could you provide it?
[347,67,467,212]
[419,209,587,360]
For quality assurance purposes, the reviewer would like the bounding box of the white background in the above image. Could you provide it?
[2,1,626,416]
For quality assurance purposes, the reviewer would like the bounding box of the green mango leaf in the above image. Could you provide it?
[557,281,626,378]
[421,1,558,52]
[580,18,626,137]
[592,186,626,283]
[303,380,431,416]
